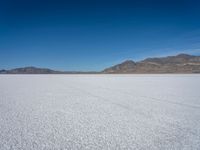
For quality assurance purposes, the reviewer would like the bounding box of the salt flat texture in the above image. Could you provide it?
[0,75,200,150]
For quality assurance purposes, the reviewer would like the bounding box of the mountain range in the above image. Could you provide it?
[103,53,200,73]
[1,54,200,74]
[0,67,98,74]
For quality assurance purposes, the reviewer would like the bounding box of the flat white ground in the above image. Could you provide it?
[0,75,200,150]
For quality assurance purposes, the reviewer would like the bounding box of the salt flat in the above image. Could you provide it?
[0,75,200,150]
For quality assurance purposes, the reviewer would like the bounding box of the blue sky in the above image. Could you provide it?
[0,0,200,71]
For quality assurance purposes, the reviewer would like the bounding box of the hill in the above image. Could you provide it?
[102,54,200,73]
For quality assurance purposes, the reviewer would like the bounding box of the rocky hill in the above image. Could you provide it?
[0,67,63,74]
[102,54,200,73]
[0,67,98,74]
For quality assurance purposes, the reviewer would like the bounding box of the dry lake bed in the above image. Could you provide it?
[0,75,200,150]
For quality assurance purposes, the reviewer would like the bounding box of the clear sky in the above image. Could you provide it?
[0,0,200,71]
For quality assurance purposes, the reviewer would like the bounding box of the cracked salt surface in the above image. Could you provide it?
[0,74,200,149]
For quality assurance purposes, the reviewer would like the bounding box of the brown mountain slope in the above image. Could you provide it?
[102,54,200,73]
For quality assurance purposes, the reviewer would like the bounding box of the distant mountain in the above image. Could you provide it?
[0,69,7,74]
[103,54,200,73]
[0,66,99,74]
[0,67,62,74]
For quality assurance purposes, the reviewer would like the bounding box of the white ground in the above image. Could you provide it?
[0,75,200,150]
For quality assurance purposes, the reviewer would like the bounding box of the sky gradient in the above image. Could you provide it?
[1,0,200,71]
